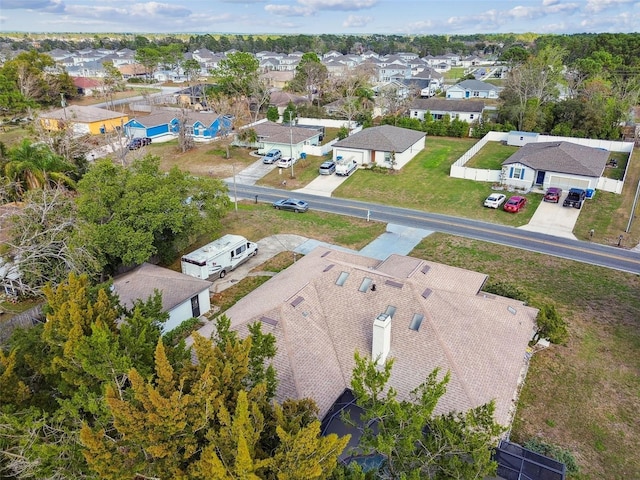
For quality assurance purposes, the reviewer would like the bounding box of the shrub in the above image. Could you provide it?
[533,303,569,344]
[163,317,204,346]
[523,438,580,474]
[483,281,530,303]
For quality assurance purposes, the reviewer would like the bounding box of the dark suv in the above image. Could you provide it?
[128,137,151,150]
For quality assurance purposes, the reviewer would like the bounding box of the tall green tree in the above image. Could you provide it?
[289,52,328,103]
[4,138,77,197]
[75,155,231,273]
[350,352,503,479]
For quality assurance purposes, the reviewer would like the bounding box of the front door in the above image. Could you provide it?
[535,170,545,185]
[191,295,201,317]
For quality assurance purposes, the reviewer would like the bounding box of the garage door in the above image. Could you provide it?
[548,176,590,190]
[335,148,366,165]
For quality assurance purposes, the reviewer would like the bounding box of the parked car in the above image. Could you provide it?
[128,137,151,150]
[503,196,527,213]
[272,198,309,213]
[543,187,563,203]
[319,160,336,175]
[483,193,506,209]
[277,157,296,168]
[563,188,586,209]
[261,149,282,164]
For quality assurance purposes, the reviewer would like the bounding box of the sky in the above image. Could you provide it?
[1,0,639,36]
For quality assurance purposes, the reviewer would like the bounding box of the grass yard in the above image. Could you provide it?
[411,233,640,480]
[465,141,519,169]
[256,155,328,190]
[333,137,542,227]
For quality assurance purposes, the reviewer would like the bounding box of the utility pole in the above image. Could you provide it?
[288,111,294,178]
[232,163,238,212]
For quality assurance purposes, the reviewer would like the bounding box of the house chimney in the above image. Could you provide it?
[372,313,392,366]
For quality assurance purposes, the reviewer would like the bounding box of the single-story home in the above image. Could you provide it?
[332,125,425,170]
[112,262,212,333]
[39,105,129,135]
[221,246,538,427]
[446,79,500,99]
[73,77,101,96]
[124,111,232,142]
[240,121,322,158]
[502,141,610,191]
[409,98,485,123]
[268,90,309,118]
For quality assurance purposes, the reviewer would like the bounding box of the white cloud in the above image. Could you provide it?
[2,0,60,8]
[342,15,372,28]
[298,0,378,11]
[264,4,313,16]
[584,0,635,12]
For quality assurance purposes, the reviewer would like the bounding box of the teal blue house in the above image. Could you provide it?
[124,111,232,142]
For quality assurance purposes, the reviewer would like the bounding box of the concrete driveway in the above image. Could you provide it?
[518,193,582,239]
[293,172,351,197]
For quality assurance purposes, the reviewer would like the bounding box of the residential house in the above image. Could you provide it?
[118,63,150,80]
[409,98,485,123]
[268,90,309,118]
[39,105,128,135]
[221,246,538,427]
[240,120,322,158]
[125,111,180,140]
[112,262,212,333]
[260,70,295,89]
[446,79,500,99]
[73,77,101,96]
[501,141,609,191]
[332,125,425,170]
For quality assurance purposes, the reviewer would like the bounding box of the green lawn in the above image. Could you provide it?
[466,141,519,169]
[333,137,541,227]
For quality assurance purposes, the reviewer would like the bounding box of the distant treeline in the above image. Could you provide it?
[1,32,639,66]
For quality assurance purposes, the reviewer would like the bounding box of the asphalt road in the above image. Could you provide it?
[229,182,640,275]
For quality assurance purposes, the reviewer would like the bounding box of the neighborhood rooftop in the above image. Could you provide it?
[218,246,538,426]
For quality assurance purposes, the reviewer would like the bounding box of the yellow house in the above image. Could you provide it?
[39,105,129,135]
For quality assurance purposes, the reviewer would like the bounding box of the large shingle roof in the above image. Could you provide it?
[252,121,320,144]
[333,125,425,153]
[41,105,127,123]
[113,263,211,313]
[456,79,499,91]
[222,247,537,426]
[503,141,609,177]
[410,98,485,113]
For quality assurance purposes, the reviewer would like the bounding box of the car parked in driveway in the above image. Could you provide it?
[277,157,296,168]
[484,193,506,209]
[128,137,151,150]
[319,160,336,175]
[543,187,563,203]
[503,196,527,213]
[272,198,309,213]
[261,149,282,164]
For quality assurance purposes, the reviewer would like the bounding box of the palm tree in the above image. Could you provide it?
[4,139,76,198]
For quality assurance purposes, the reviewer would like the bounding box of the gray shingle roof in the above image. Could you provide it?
[410,98,485,113]
[456,79,499,91]
[502,141,609,177]
[113,263,211,313]
[223,247,537,426]
[252,121,320,144]
[41,105,127,123]
[333,125,425,153]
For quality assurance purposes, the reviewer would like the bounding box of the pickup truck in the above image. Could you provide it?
[335,158,357,176]
[563,188,586,209]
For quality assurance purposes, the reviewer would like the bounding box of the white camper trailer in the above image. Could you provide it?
[181,234,258,280]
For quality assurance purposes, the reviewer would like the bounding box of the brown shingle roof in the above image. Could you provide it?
[113,263,211,312]
[333,125,425,153]
[223,247,537,426]
[503,141,609,177]
[40,105,127,123]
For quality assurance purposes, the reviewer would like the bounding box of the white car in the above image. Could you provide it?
[277,157,296,168]
[484,193,507,209]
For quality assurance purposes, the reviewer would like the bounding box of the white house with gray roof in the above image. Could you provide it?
[113,262,212,333]
[220,246,538,427]
[446,79,500,99]
[332,125,425,170]
[501,141,610,191]
[410,98,485,123]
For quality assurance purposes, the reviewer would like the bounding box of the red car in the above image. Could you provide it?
[543,187,562,203]
[503,196,527,213]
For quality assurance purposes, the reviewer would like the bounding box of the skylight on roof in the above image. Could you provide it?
[359,277,373,292]
[336,271,349,286]
[291,296,304,307]
[385,279,403,289]
[421,288,432,299]
[409,313,424,331]
[261,316,278,327]
[421,265,431,274]
[385,305,396,318]
[323,264,335,272]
